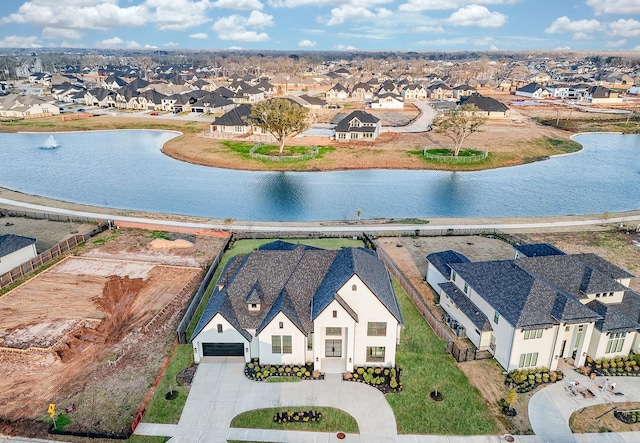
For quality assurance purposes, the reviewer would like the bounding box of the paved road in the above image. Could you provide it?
[389,101,438,133]
[2,197,640,234]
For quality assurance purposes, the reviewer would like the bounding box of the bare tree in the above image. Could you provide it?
[432,104,487,156]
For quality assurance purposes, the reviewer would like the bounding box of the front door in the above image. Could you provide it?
[560,340,567,357]
[325,339,342,357]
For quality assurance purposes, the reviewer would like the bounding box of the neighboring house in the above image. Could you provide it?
[515,82,550,99]
[101,75,127,90]
[545,84,571,99]
[0,234,37,275]
[401,84,428,101]
[627,84,640,95]
[427,83,453,100]
[51,82,86,103]
[426,245,640,372]
[325,83,350,101]
[351,82,374,101]
[582,86,623,104]
[370,93,404,109]
[452,85,476,99]
[84,88,116,108]
[295,94,328,109]
[190,241,403,373]
[210,104,251,135]
[459,93,510,118]
[0,94,60,118]
[334,110,381,142]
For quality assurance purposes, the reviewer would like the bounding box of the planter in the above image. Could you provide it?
[165,391,178,400]
[502,406,517,417]
[430,391,443,402]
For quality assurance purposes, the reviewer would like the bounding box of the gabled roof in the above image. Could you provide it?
[256,287,306,335]
[449,259,601,328]
[514,243,566,258]
[586,299,640,333]
[460,94,508,112]
[426,250,470,278]
[311,248,401,323]
[211,104,251,126]
[328,83,349,93]
[439,282,492,332]
[0,234,36,257]
[574,253,634,280]
[335,110,380,132]
[517,82,545,93]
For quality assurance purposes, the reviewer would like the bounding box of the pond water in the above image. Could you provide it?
[0,130,638,222]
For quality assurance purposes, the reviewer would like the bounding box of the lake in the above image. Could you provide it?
[0,130,638,222]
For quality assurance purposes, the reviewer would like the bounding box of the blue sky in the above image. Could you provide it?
[0,0,639,51]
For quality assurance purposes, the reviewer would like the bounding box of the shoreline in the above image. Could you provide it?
[2,186,639,234]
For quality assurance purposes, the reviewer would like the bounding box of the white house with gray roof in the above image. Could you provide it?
[0,234,37,275]
[191,241,402,373]
[427,246,639,372]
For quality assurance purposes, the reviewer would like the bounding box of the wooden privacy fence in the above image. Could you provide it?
[177,235,233,344]
[0,234,85,289]
[375,242,492,363]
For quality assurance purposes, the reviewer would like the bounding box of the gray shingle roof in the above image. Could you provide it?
[586,299,640,333]
[426,250,470,278]
[0,234,36,257]
[573,253,635,280]
[449,259,601,328]
[514,243,566,258]
[459,94,508,112]
[191,241,402,344]
[516,255,629,299]
[211,104,250,126]
[439,282,492,332]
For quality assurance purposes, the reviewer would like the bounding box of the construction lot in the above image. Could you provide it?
[0,226,226,437]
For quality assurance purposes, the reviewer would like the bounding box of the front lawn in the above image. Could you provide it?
[230,407,358,433]
[387,280,500,435]
[142,344,194,424]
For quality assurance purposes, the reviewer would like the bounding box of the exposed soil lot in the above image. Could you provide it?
[0,228,225,438]
[376,227,640,434]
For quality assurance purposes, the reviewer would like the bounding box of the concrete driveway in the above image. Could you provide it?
[529,372,640,442]
[137,358,398,443]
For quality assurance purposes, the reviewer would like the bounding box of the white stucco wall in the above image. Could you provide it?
[314,299,357,372]
[191,313,250,363]
[257,312,306,366]
[588,330,635,359]
[336,275,399,368]
[0,243,37,275]
[508,327,557,371]
[425,262,447,296]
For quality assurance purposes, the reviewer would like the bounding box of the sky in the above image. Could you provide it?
[0,0,639,52]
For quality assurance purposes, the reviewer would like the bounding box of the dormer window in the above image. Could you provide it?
[352,284,357,291]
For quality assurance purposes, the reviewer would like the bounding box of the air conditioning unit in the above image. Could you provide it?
[454,327,467,339]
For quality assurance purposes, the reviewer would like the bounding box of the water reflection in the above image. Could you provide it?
[258,172,308,220]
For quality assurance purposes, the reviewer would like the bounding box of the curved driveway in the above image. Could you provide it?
[529,372,640,442]
[141,360,397,443]
[389,101,437,133]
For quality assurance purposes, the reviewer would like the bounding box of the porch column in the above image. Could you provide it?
[575,323,595,368]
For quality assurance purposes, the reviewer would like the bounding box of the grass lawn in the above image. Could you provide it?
[142,344,194,424]
[230,407,359,433]
[387,280,500,435]
[128,436,169,443]
[185,237,364,338]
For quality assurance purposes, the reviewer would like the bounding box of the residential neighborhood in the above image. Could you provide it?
[1,48,640,443]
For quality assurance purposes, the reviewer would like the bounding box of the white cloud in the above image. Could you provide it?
[189,32,210,39]
[144,44,159,48]
[42,27,83,40]
[415,25,445,33]
[95,37,124,47]
[0,35,41,48]
[416,36,495,46]
[212,0,264,9]
[1,1,147,30]
[298,39,316,47]
[399,0,519,13]
[609,19,640,38]
[325,5,393,26]
[447,5,507,27]
[606,39,627,47]
[554,45,572,50]
[212,10,273,42]
[334,44,357,50]
[269,0,393,7]
[545,16,605,39]
[144,0,212,31]
[164,41,180,46]
[228,45,244,49]
[490,44,498,50]
[587,0,640,15]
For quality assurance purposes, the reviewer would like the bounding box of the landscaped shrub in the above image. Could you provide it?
[273,410,322,423]
[505,367,562,393]
[344,366,403,393]
[582,354,640,377]
[244,359,322,381]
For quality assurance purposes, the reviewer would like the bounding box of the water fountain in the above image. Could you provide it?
[40,135,59,149]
